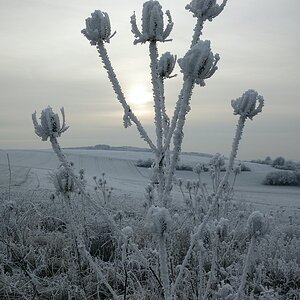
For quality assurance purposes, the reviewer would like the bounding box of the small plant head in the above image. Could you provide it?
[216,217,229,239]
[52,165,76,196]
[158,52,177,79]
[81,10,113,45]
[193,162,206,174]
[247,211,268,238]
[146,205,171,237]
[122,226,134,239]
[210,153,225,168]
[234,164,242,175]
[186,0,228,21]
[32,106,68,141]
[131,0,173,44]
[231,89,264,120]
[178,40,220,86]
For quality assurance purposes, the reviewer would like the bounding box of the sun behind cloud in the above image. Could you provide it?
[128,85,152,105]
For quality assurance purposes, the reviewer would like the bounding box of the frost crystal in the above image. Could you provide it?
[178,40,219,86]
[231,89,264,120]
[247,211,268,237]
[130,0,173,44]
[158,52,177,79]
[186,0,228,21]
[32,106,68,141]
[146,205,171,237]
[81,10,113,45]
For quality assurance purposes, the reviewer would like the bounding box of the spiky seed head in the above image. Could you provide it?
[231,89,264,120]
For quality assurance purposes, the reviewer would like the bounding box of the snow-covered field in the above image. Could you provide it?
[1,149,299,216]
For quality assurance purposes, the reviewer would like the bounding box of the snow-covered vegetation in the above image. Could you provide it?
[0,0,299,299]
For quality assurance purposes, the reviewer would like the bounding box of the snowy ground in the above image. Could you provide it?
[0,149,299,217]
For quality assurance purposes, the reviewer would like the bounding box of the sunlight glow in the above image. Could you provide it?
[128,85,152,105]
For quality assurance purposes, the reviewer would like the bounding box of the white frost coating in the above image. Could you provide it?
[32,106,68,141]
[146,205,171,237]
[186,0,228,21]
[247,211,268,237]
[178,40,220,86]
[158,52,177,79]
[52,166,76,195]
[130,1,173,44]
[81,10,114,44]
[231,89,264,120]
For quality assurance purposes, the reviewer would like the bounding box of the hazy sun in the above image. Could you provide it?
[128,85,152,105]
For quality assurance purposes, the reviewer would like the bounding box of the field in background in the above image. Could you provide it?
[1,149,299,218]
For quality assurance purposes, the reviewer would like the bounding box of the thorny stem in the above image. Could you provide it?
[234,236,256,300]
[50,138,119,299]
[50,136,160,296]
[191,18,204,48]
[158,235,171,300]
[171,116,246,296]
[149,41,165,200]
[163,79,195,206]
[96,41,157,153]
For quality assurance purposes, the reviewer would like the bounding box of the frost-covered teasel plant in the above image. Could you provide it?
[82,0,224,207]
[28,1,273,299]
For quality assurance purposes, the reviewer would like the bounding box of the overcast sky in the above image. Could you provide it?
[0,0,299,160]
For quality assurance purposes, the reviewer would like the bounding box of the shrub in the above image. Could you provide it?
[272,156,285,167]
[240,163,251,172]
[263,171,299,186]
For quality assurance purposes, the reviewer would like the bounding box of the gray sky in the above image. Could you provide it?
[0,0,299,160]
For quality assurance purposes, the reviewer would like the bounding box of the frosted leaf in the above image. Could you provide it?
[81,10,113,45]
[131,1,173,44]
[146,205,171,237]
[186,0,228,21]
[32,106,69,141]
[231,89,264,120]
[158,52,177,78]
[247,211,268,237]
[178,40,219,86]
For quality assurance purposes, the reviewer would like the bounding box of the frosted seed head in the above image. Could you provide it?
[131,1,173,44]
[32,106,69,141]
[193,163,205,174]
[82,10,112,45]
[210,153,225,168]
[178,40,219,85]
[52,166,76,195]
[216,217,229,239]
[146,205,171,237]
[158,52,177,78]
[247,211,268,237]
[186,0,228,21]
[122,226,134,238]
[231,89,264,120]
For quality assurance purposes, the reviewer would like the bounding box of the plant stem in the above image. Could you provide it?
[234,236,256,300]
[171,116,246,296]
[163,79,195,206]
[96,41,157,153]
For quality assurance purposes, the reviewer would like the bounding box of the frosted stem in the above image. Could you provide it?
[158,236,171,300]
[234,236,256,300]
[163,79,195,206]
[191,18,204,48]
[49,137,123,238]
[171,116,246,296]
[149,41,164,200]
[96,41,157,153]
